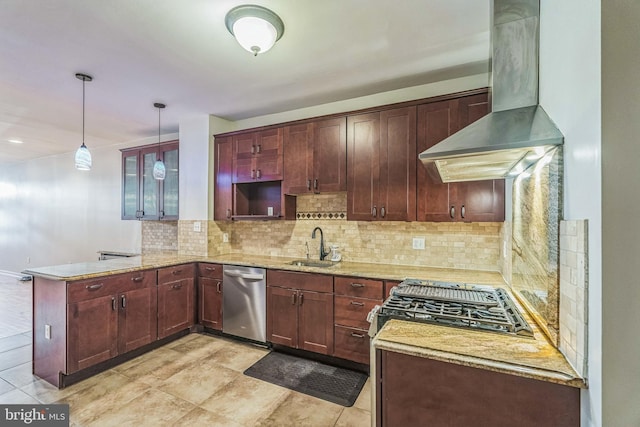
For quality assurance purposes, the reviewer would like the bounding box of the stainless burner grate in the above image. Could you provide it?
[392,284,499,306]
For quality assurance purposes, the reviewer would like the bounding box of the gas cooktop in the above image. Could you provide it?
[375,279,534,337]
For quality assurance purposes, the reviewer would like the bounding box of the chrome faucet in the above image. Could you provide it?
[311,227,330,261]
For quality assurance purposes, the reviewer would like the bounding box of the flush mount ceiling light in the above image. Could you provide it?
[152,102,166,180]
[74,73,93,171]
[225,4,284,56]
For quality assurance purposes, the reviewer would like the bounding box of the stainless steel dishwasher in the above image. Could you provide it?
[222,265,267,343]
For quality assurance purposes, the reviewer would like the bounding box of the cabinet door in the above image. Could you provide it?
[283,123,313,194]
[118,285,157,354]
[313,117,347,193]
[122,151,139,220]
[200,277,223,330]
[157,278,195,339]
[67,295,118,373]
[255,128,284,181]
[378,107,416,221]
[298,290,334,355]
[139,146,160,220]
[159,142,179,220]
[214,137,234,220]
[233,132,257,183]
[347,112,380,220]
[417,100,457,222]
[266,286,298,348]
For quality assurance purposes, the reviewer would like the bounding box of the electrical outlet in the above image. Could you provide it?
[412,237,426,250]
[45,324,51,340]
[193,221,201,232]
[222,233,229,243]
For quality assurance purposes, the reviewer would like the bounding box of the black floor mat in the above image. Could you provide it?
[243,351,368,407]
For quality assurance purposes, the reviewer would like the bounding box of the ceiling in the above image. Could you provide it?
[0,0,490,165]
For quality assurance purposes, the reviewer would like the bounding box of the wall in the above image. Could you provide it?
[539,0,601,425]
[601,1,640,426]
[0,144,146,273]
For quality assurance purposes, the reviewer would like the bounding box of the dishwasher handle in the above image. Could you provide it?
[224,270,265,280]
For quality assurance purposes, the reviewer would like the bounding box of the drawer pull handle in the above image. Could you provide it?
[112,297,116,311]
[205,267,216,271]
[131,276,143,282]
[86,283,103,291]
[299,293,304,305]
[350,301,365,306]
[351,332,365,339]
[216,281,222,293]
[291,293,297,305]
[121,295,126,309]
[350,283,365,288]
[171,270,182,275]
[171,283,183,290]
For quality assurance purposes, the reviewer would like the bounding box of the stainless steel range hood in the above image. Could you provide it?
[419,0,563,183]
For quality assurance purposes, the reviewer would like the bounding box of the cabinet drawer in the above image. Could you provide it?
[385,280,401,298]
[334,325,370,365]
[198,263,223,279]
[68,270,155,303]
[158,264,194,283]
[334,276,383,299]
[334,295,382,329]
[267,269,333,293]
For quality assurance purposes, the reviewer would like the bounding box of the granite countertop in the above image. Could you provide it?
[373,319,586,388]
[23,252,507,285]
[24,252,585,388]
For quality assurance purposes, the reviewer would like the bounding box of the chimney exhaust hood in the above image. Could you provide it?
[419,0,563,183]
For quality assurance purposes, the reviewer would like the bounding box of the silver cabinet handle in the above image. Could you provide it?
[461,205,466,219]
[256,144,261,154]
[299,293,304,305]
[216,281,222,293]
[171,283,183,290]
[450,206,455,219]
[307,179,311,191]
[250,145,255,154]
[121,295,126,309]
[372,206,377,217]
[351,332,365,338]
[314,179,318,191]
[132,276,143,282]
[380,206,386,218]
[291,293,297,305]
[112,297,116,311]
[86,283,103,291]
[350,301,365,306]
[350,283,365,288]
[171,269,183,275]
[226,208,231,219]
[251,170,256,179]
[256,169,262,179]
[224,271,264,280]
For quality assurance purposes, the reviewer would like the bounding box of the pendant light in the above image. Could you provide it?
[152,102,166,180]
[74,73,92,170]
[225,5,285,56]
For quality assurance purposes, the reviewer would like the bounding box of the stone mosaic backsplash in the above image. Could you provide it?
[141,221,178,252]
[559,220,588,378]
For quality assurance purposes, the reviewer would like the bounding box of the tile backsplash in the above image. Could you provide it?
[142,221,178,252]
[559,220,588,378]
[202,193,504,271]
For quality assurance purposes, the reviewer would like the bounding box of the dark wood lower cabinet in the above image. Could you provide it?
[266,270,334,355]
[157,278,195,339]
[377,350,580,427]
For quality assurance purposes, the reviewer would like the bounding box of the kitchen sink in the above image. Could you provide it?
[287,259,336,268]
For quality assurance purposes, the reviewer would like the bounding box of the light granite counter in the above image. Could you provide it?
[23,252,507,285]
[373,318,586,388]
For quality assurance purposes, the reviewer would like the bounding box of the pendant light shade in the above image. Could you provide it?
[74,73,92,170]
[225,5,284,56]
[153,102,166,180]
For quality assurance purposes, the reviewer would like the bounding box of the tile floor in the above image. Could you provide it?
[0,276,372,426]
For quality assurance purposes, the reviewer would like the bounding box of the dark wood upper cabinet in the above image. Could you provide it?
[417,92,505,222]
[283,117,347,194]
[214,136,233,221]
[233,128,283,183]
[121,140,179,221]
[347,106,417,221]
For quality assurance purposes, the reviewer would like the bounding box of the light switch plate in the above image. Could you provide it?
[412,237,426,250]
[45,324,51,340]
[193,221,201,232]
[222,233,229,243]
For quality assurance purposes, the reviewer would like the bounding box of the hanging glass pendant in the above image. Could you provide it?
[153,158,166,180]
[75,143,92,170]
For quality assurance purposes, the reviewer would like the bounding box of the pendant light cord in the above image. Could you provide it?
[82,78,86,147]
[157,105,161,161]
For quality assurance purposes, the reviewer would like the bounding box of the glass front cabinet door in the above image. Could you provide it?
[121,140,179,220]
